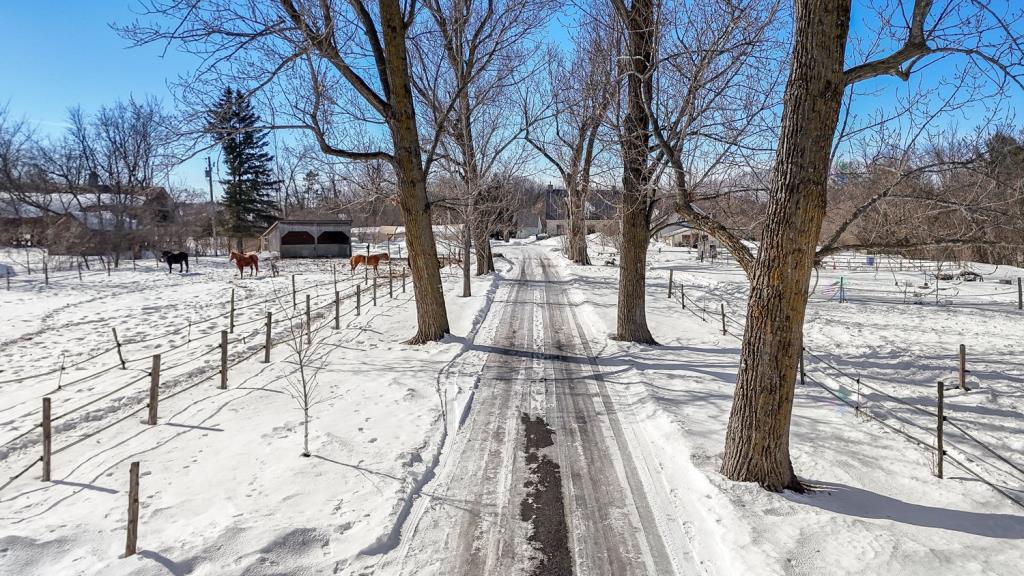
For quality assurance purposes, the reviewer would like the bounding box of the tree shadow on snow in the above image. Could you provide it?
[138,550,196,576]
[787,481,1024,539]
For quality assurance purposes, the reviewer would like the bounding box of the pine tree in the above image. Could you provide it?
[207,88,280,249]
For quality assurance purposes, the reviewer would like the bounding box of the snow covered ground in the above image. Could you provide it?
[0,248,496,575]
[543,236,1024,575]
[1,238,1022,575]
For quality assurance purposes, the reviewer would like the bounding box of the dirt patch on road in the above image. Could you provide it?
[520,413,572,576]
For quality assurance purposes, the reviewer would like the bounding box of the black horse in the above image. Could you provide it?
[160,250,189,273]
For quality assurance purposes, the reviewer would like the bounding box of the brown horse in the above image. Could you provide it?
[350,253,390,275]
[229,251,259,278]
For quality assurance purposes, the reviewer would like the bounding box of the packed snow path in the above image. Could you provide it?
[380,246,700,575]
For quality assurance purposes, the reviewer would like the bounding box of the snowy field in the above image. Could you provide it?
[0,246,496,575]
[547,236,1024,575]
[1,238,1022,575]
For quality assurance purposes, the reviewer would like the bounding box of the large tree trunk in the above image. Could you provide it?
[462,215,472,297]
[615,0,656,345]
[565,181,591,265]
[381,0,450,343]
[721,0,852,491]
[473,225,492,275]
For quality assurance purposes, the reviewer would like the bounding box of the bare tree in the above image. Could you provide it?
[412,0,552,295]
[711,0,1024,491]
[524,19,617,266]
[279,299,331,457]
[121,0,451,343]
[612,0,785,343]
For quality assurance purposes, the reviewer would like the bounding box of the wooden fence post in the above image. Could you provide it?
[680,285,685,309]
[959,344,968,391]
[668,269,673,298]
[125,461,140,557]
[147,354,160,425]
[332,262,337,293]
[220,331,228,389]
[356,286,361,316]
[292,274,297,308]
[720,303,727,335]
[43,259,48,287]
[373,277,377,306]
[42,398,51,482]
[264,312,272,363]
[389,272,394,299]
[1018,277,1022,310]
[305,294,311,345]
[936,381,945,479]
[229,288,235,333]
[402,267,407,293]
[334,291,340,330]
[112,327,126,370]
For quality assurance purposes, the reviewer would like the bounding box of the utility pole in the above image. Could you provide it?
[206,156,218,256]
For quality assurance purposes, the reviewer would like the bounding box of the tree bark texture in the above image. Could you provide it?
[565,181,592,265]
[381,0,450,343]
[473,225,494,275]
[720,0,852,491]
[462,215,472,296]
[615,0,657,345]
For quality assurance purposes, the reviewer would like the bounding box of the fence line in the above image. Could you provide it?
[0,272,370,388]
[667,272,1024,510]
[0,271,412,495]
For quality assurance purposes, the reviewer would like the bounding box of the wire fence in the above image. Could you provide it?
[664,271,1024,510]
[0,264,389,387]
[0,269,412,494]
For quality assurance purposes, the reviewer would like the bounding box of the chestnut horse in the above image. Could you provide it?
[350,253,390,275]
[229,251,259,278]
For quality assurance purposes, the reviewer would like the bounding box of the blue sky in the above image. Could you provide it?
[0,2,208,187]
[2,2,1022,193]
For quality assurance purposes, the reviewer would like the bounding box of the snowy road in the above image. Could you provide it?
[378,246,700,576]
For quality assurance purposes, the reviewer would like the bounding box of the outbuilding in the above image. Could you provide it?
[261,218,353,258]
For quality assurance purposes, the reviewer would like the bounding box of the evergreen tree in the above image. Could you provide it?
[207,88,280,248]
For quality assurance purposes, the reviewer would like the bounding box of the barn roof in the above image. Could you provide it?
[261,218,353,237]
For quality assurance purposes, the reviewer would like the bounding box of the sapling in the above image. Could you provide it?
[278,292,331,457]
